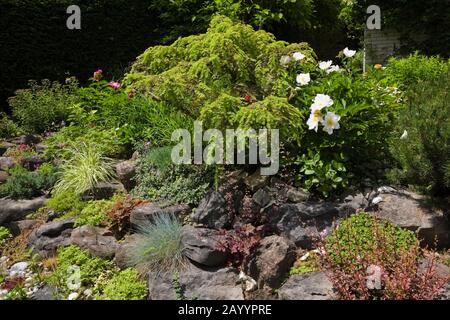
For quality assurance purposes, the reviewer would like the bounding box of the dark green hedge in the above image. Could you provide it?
[0,0,161,112]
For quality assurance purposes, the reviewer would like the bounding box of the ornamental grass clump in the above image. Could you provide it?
[53,144,117,196]
[126,213,186,275]
[320,213,449,300]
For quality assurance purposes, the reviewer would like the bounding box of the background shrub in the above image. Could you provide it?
[0,113,22,139]
[384,53,450,89]
[0,164,58,199]
[8,79,79,133]
[388,72,450,195]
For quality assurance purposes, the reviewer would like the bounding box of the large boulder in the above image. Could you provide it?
[148,265,244,300]
[6,219,40,236]
[278,272,334,300]
[273,202,340,248]
[130,203,190,227]
[192,191,232,229]
[27,218,75,255]
[116,160,136,191]
[370,188,450,248]
[115,234,138,269]
[0,197,47,226]
[181,225,228,267]
[243,235,296,289]
[70,225,118,259]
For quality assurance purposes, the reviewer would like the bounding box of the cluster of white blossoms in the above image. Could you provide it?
[280,50,306,66]
[307,94,341,135]
[286,47,357,135]
[319,60,340,74]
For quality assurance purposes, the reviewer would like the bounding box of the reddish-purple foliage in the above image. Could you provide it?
[216,224,264,267]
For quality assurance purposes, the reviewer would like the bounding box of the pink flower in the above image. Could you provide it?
[93,69,103,81]
[128,90,136,98]
[109,81,121,90]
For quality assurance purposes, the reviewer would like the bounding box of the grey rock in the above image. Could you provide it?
[9,134,41,145]
[130,203,189,227]
[6,219,40,236]
[370,189,450,248]
[10,261,28,273]
[252,188,271,208]
[286,188,310,203]
[81,182,125,200]
[27,218,75,255]
[274,202,340,248]
[438,283,450,300]
[70,225,118,259]
[148,265,244,300]
[35,143,48,153]
[32,285,56,300]
[244,235,296,289]
[115,234,138,269]
[192,191,231,229]
[0,157,16,171]
[181,225,228,267]
[278,272,334,300]
[0,197,47,225]
[148,272,177,300]
[244,169,269,192]
[116,160,136,191]
[338,193,369,214]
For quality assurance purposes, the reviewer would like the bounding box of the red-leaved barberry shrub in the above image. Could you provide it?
[318,213,449,300]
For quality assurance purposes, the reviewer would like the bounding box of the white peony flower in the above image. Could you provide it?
[311,94,334,111]
[296,73,311,86]
[400,130,408,140]
[307,109,324,132]
[322,112,341,135]
[343,47,356,58]
[293,51,305,61]
[280,55,291,66]
[326,65,340,74]
[319,60,333,70]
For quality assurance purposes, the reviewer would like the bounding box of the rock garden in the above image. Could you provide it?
[1,15,449,300]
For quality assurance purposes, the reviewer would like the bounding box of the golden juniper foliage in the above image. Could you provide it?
[124,16,315,140]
